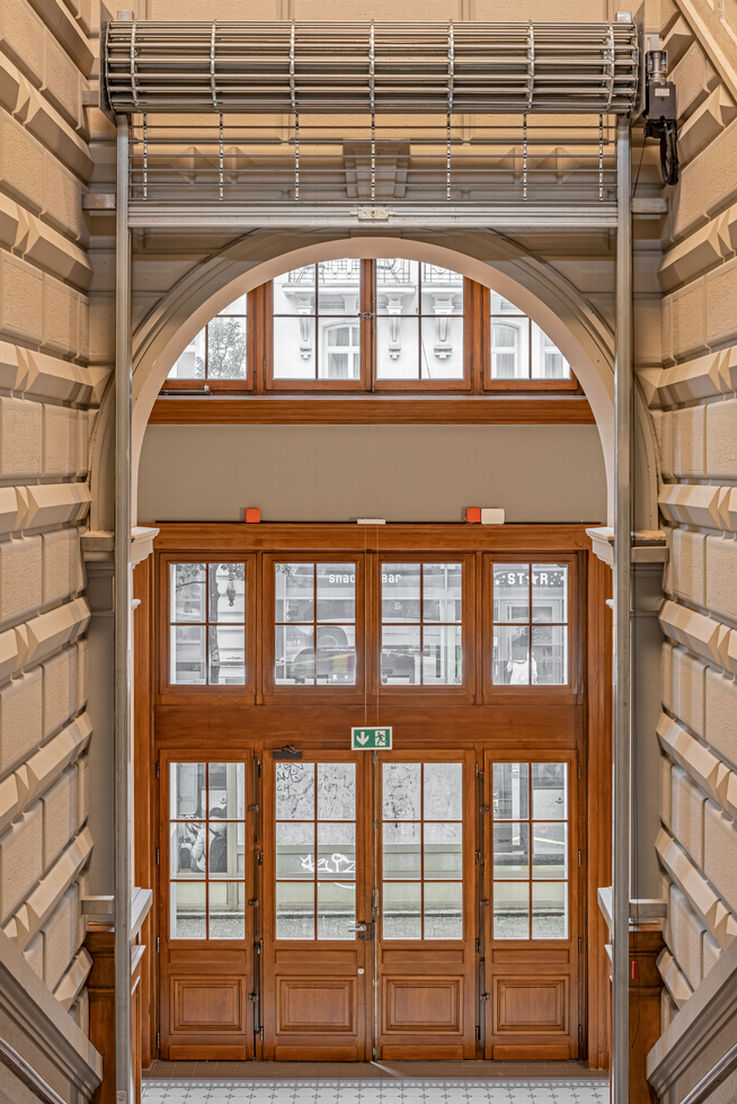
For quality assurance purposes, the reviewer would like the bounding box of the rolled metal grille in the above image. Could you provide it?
[105,20,639,116]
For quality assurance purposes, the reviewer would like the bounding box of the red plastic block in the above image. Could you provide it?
[465,507,481,524]
[245,507,261,523]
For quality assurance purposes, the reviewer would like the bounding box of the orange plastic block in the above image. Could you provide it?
[465,507,482,523]
[245,507,261,523]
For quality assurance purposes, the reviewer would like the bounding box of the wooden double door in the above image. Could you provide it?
[159,748,580,1061]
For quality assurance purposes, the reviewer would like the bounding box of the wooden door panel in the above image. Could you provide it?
[383,977,463,1031]
[278,978,357,1033]
[494,976,568,1032]
[172,977,246,1030]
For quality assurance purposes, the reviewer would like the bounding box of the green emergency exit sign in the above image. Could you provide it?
[351,726,392,750]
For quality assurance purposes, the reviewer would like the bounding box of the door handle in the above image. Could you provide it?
[349,921,375,940]
[349,922,368,932]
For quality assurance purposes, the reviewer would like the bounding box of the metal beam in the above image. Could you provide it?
[114,117,133,1104]
[127,202,620,231]
[612,115,632,1104]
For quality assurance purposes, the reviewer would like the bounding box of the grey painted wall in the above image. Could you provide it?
[138,423,607,524]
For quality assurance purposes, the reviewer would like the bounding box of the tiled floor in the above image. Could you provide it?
[143,1064,610,1103]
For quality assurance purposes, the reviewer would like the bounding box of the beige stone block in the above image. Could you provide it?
[25,483,91,531]
[9,825,91,950]
[19,712,91,808]
[656,352,723,405]
[53,947,92,1011]
[0,194,26,254]
[656,827,737,948]
[0,0,44,88]
[23,930,44,980]
[659,219,725,292]
[706,399,737,479]
[661,294,673,364]
[41,883,80,990]
[42,529,82,608]
[0,771,24,835]
[719,628,737,680]
[661,755,673,832]
[0,667,43,775]
[718,769,737,825]
[651,410,673,479]
[659,600,722,666]
[0,112,44,213]
[705,668,737,772]
[42,158,85,243]
[700,116,737,217]
[42,646,78,739]
[87,299,115,365]
[76,411,89,476]
[670,156,707,246]
[670,40,716,122]
[707,257,737,348]
[0,250,44,345]
[0,536,43,628]
[672,649,705,736]
[19,348,94,405]
[672,404,706,478]
[0,397,42,481]
[706,536,737,622]
[11,67,92,181]
[43,404,80,478]
[717,203,737,257]
[669,529,706,606]
[657,713,726,805]
[670,279,707,359]
[75,638,87,708]
[679,88,737,167]
[704,801,737,914]
[671,765,706,866]
[23,597,90,668]
[719,344,737,393]
[41,768,78,870]
[22,217,91,292]
[658,946,692,1009]
[0,488,25,537]
[662,642,674,714]
[42,275,80,358]
[0,803,42,923]
[702,929,721,979]
[42,35,82,133]
[76,752,88,828]
[0,627,22,685]
[659,484,722,529]
[667,883,706,989]
[0,340,23,391]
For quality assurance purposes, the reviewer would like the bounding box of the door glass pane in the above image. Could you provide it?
[492,564,529,622]
[171,762,206,819]
[171,626,206,684]
[532,625,568,685]
[422,625,462,684]
[493,823,529,879]
[171,563,206,620]
[275,625,314,685]
[171,882,206,940]
[316,625,356,685]
[210,564,245,622]
[532,824,567,880]
[532,763,567,819]
[382,882,421,940]
[276,882,314,940]
[531,564,567,621]
[317,823,356,878]
[208,625,245,685]
[171,822,207,876]
[275,762,315,820]
[424,763,462,820]
[381,563,421,621]
[317,763,355,820]
[424,822,462,879]
[381,626,421,684]
[383,821,421,880]
[208,762,245,819]
[317,881,355,940]
[209,883,245,939]
[424,881,462,939]
[169,562,246,687]
[532,882,567,939]
[208,822,245,879]
[382,763,421,820]
[275,563,314,621]
[316,563,355,621]
[276,821,315,878]
[423,563,462,621]
[492,763,529,820]
[493,882,529,940]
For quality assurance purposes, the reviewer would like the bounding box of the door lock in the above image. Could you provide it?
[350,921,376,941]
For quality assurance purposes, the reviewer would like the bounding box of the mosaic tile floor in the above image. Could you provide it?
[142,1079,610,1104]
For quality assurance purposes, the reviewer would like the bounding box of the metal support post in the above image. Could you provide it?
[114,116,133,1104]
[612,115,632,1104]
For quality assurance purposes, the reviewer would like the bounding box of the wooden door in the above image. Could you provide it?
[262,752,370,1060]
[159,756,257,1059]
[375,752,477,1058]
[482,752,581,1059]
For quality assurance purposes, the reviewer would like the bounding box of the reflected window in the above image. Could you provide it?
[169,761,247,940]
[167,295,247,382]
[381,562,462,686]
[169,563,246,685]
[274,562,357,685]
[491,562,569,686]
[382,762,463,940]
[490,292,570,381]
[376,260,464,381]
[273,261,361,381]
[491,761,569,940]
[275,762,357,940]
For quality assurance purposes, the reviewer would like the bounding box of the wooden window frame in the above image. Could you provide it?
[484,286,580,394]
[482,553,582,705]
[373,552,476,703]
[158,554,257,704]
[161,296,254,395]
[261,553,367,704]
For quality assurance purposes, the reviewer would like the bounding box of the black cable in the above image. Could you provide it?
[660,119,679,186]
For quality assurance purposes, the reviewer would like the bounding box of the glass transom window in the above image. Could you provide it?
[169,562,246,685]
[491,562,568,685]
[376,260,464,381]
[490,292,570,381]
[273,261,361,381]
[381,562,462,685]
[491,761,569,940]
[274,562,357,685]
[167,295,247,383]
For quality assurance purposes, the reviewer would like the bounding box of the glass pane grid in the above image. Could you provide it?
[169,762,247,941]
[381,563,462,686]
[169,563,246,686]
[490,308,571,382]
[382,762,463,941]
[168,301,247,381]
[273,261,361,381]
[491,761,569,942]
[491,562,569,686]
[275,762,357,941]
[376,260,464,381]
[274,563,357,686]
